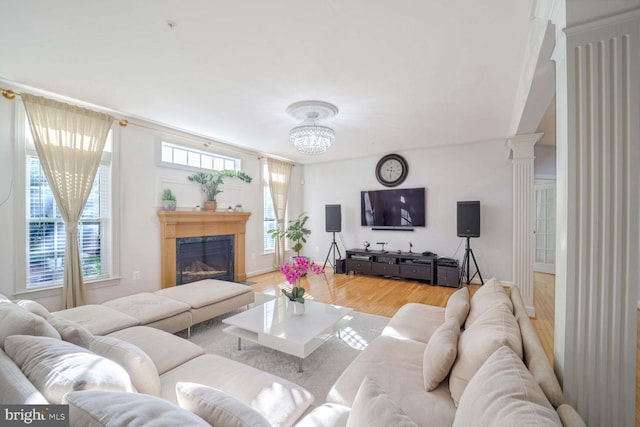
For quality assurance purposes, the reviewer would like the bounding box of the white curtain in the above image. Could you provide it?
[22,94,113,309]
[267,158,293,267]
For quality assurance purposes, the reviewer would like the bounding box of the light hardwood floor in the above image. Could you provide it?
[249,269,639,424]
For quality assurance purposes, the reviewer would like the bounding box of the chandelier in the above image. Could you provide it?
[286,101,338,155]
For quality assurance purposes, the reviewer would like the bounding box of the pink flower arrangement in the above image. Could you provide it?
[279,257,325,285]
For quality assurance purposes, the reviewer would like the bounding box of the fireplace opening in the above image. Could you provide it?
[176,235,234,285]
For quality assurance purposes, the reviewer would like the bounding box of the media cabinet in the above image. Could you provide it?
[345,249,436,284]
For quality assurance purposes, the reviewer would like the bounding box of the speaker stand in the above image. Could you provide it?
[459,237,484,285]
[323,232,342,270]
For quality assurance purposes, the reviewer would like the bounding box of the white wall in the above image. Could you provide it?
[0,88,302,310]
[302,139,514,283]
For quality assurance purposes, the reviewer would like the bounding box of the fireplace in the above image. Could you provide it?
[157,211,251,288]
[176,235,234,285]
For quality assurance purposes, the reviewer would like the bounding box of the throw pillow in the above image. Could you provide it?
[4,335,133,403]
[444,287,470,326]
[14,299,50,319]
[449,302,523,405]
[47,315,94,348]
[465,277,513,328]
[0,302,60,349]
[89,335,161,396]
[176,382,271,427]
[63,390,208,426]
[453,346,561,426]
[423,317,460,391]
[346,377,418,427]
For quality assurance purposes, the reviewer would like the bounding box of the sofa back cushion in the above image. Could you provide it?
[0,348,47,404]
[465,277,513,328]
[176,382,271,427]
[0,302,60,349]
[445,287,470,327]
[64,390,208,426]
[423,317,460,391]
[453,346,561,426]
[449,302,523,405]
[89,335,161,396]
[47,315,94,348]
[4,335,133,403]
[14,300,50,319]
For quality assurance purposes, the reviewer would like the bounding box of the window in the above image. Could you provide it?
[263,164,286,252]
[19,108,116,290]
[160,141,240,172]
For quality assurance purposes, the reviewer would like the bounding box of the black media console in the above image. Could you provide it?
[345,249,436,284]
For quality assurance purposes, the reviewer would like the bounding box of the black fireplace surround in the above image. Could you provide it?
[176,235,234,285]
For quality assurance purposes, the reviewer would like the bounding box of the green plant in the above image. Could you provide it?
[282,286,305,303]
[162,189,176,201]
[187,170,252,201]
[268,212,311,257]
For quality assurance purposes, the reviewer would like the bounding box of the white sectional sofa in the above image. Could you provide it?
[296,280,586,427]
[0,290,313,426]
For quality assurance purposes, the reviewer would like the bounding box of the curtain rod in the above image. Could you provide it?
[1,86,281,160]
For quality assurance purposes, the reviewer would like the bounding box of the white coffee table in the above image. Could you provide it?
[222,297,353,372]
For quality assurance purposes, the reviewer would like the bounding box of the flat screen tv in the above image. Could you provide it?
[361,187,426,228]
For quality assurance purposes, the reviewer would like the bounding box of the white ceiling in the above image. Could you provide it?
[1,0,534,163]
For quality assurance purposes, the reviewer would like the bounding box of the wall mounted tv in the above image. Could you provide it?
[361,187,426,229]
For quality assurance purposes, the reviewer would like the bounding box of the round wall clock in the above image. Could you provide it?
[375,154,408,187]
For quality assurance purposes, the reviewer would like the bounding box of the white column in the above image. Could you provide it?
[507,133,542,317]
[554,8,640,427]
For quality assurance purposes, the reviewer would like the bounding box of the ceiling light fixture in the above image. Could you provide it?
[286,100,338,155]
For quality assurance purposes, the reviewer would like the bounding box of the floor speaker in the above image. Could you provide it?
[457,201,480,237]
[326,204,342,232]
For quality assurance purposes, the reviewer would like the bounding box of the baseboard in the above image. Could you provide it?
[247,267,277,277]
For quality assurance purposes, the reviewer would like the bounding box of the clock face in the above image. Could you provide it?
[376,154,408,187]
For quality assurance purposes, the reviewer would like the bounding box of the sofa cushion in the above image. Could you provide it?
[104,293,190,324]
[444,287,470,326]
[47,315,94,347]
[453,346,561,426]
[557,404,587,427]
[52,304,139,335]
[295,403,351,427]
[176,382,271,427]
[382,303,445,343]
[156,279,252,309]
[14,299,50,319]
[465,277,513,328]
[4,335,133,404]
[63,390,208,426]
[423,317,460,391]
[346,377,418,427]
[328,335,456,427]
[0,348,47,404]
[160,354,314,427]
[449,303,523,405]
[0,292,11,303]
[89,335,161,396]
[0,302,60,348]
[107,326,204,375]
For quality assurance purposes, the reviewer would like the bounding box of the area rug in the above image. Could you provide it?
[184,309,389,402]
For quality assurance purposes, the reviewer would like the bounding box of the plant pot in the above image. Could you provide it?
[286,299,305,316]
[203,201,217,211]
[162,200,176,211]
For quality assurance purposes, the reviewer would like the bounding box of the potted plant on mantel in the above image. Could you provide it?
[268,212,311,260]
[161,189,177,211]
[187,170,252,211]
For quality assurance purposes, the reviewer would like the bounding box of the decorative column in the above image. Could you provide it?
[507,133,542,317]
[553,7,640,427]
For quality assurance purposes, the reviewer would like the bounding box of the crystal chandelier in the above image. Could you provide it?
[286,101,338,155]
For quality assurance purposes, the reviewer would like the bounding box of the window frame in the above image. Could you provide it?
[13,101,121,295]
[157,141,242,174]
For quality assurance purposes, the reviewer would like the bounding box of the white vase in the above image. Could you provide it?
[286,299,305,316]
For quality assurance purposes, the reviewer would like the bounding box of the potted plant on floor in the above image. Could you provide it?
[161,189,177,211]
[279,257,324,315]
[188,170,252,211]
[268,212,311,259]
